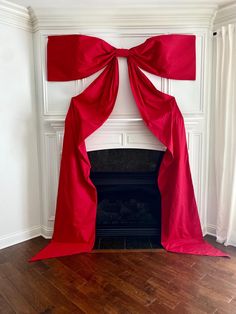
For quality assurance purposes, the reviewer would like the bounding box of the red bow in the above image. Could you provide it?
[31,34,227,261]
[47,34,196,81]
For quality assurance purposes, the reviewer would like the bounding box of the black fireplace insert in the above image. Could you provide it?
[88,148,164,249]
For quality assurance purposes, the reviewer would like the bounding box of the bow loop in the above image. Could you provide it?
[131,34,196,80]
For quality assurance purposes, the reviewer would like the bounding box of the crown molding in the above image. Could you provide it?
[0,0,32,31]
[29,4,217,32]
[213,2,236,30]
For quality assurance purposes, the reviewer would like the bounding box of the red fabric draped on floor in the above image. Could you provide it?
[30,34,228,261]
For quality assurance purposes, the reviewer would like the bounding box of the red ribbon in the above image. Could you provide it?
[30,34,228,261]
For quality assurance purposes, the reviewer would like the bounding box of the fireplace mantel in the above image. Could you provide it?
[31,7,213,238]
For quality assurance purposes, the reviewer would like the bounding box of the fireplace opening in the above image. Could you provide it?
[88,149,164,249]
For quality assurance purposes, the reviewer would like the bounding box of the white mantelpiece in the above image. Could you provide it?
[30,3,215,238]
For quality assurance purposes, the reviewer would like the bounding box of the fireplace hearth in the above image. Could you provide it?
[88,149,164,249]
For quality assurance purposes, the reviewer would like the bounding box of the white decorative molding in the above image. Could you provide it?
[42,133,60,227]
[201,27,213,240]
[44,81,79,116]
[40,225,53,239]
[45,119,167,152]
[213,2,236,30]
[44,118,204,155]
[189,132,203,216]
[0,0,32,31]
[29,4,217,32]
[0,226,41,250]
[207,224,217,236]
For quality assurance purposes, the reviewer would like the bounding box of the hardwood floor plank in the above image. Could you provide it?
[146,277,182,310]
[173,301,212,314]
[89,269,156,306]
[40,259,112,313]
[198,274,236,300]
[0,262,66,313]
[116,253,173,284]
[164,277,219,313]
[0,270,37,313]
[215,298,236,314]
[192,258,236,284]
[146,300,174,314]
[14,264,80,313]
[42,258,87,288]
[104,288,156,314]
[0,294,15,314]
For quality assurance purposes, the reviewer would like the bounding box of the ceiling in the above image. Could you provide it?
[6,0,235,9]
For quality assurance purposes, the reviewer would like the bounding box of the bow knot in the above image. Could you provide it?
[115,48,130,58]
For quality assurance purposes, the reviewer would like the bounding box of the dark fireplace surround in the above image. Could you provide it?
[88,148,164,249]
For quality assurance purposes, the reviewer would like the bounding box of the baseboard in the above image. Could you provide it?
[40,225,53,239]
[206,224,216,237]
[0,226,41,250]
[39,225,218,239]
[202,225,207,236]
[0,223,219,250]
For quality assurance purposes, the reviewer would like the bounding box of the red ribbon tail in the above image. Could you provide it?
[29,241,93,262]
[162,240,230,257]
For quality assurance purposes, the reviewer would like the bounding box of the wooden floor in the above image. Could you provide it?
[0,236,236,313]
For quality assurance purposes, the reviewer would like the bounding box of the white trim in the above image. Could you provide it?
[223,240,236,247]
[40,225,53,239]
[0,0,32,31]
[0,224,232,248]
[206,224,216,236]
[202,225,207,236]
[29,4,217,32]
[200,29,212,241]
[0,226,41,250]
[213,2,236,30]
[206,226,236,247]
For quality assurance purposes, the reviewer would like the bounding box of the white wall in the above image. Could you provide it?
[0,2,41,248]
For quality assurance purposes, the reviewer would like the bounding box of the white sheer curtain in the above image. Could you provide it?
[213,24,236,246]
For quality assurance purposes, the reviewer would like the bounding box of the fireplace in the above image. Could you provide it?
[88,148,164,249]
